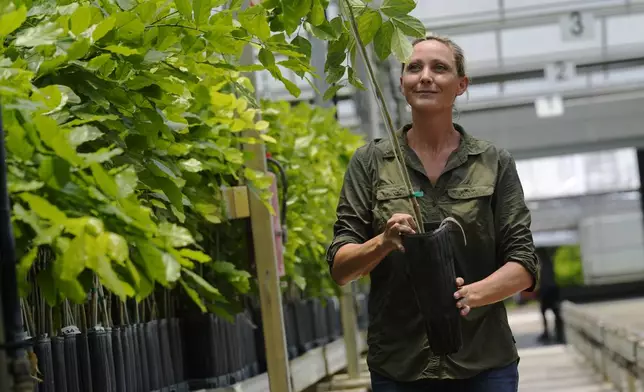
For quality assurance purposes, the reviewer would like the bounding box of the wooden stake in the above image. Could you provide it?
[340,283,360,379]
[239,2,292,390]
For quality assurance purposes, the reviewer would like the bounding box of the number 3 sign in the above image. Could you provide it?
[560,10,595,42]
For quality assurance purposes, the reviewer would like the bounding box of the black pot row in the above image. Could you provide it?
[31,320,187,392]
[28,295,369,391]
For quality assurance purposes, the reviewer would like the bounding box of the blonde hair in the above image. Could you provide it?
[401,35,467,78]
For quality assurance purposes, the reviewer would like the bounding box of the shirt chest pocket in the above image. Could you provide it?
[444,185,495,230]
[372,184,415,234]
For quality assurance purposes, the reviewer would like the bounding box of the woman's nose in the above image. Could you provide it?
[419,67,433,83]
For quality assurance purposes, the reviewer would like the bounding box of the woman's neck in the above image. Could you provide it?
[407,110,459,154]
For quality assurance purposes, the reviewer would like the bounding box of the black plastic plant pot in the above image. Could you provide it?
[311,298,330,346]
[355,293,369,330]
[293,299,314,353]
[110,327,127,392]
[51,335,69,392]
[63,333,81,392]
[137,323,151,392]
[241,310,258,378]
[87,327,112,392]
[170,318,185,384]
[180,314,209,381]
[401,220,463,356]
[76,333,93,392]
[210,314,229,386]
[283,302,299,359]
[158,318,176,387]
[145,320,163,390]
[34,336,55,392]
[120,326,135,392]
[250,303,267,373]
[104,327,117,392]
[225,315,242,384]
[325,297,342,340]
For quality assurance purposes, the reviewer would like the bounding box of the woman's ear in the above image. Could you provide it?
[456,76,469,97]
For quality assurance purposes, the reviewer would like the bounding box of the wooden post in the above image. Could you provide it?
[340,282,360,379]
[239,2,292,391]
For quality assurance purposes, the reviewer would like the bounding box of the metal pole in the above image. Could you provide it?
[239,3,293,391]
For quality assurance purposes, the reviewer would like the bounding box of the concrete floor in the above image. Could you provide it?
[508,304,617,391]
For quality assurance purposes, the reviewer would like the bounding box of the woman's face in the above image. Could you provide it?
[400,40,468,113]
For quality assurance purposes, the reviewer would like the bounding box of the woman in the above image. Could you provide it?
[326,35,539,392]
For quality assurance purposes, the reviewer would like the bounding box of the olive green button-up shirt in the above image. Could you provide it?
[326,123,539,381]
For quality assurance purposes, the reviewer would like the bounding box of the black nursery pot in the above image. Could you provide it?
[401,220,463,355]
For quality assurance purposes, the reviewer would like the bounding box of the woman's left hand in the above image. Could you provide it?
[454,278,483,317]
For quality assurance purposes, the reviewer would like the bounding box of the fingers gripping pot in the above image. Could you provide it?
[401,217,466,355]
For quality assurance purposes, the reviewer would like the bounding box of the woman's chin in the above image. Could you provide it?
[409,100,444,112]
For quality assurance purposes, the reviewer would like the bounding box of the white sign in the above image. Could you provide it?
[560,11,595,42]
[535,94,564,118]
[545,61,576,83]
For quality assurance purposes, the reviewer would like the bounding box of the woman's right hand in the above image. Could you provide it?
[381,213,417,252]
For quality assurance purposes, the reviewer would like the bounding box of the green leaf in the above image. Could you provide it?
[374,20,394,60]
[381,0,416,17]
[180,158,204,173]
[155,177,184,215]
[58,278,87,304]
[0,5,27,38]
[115,166,138,198]
[92,15,116,42]
[38,156,70,189]
[258,48,275,67]
[193,0,212,27]
[183,268,224,300]
[391,24,413,63]
[149,159,178,179]
[67,38,91,61]
[104,45,140,56]
[238,5,271,41]
[20,193,67,222]
[175,0,193,21]
[97,232,129,264]
[67,125,103,147]
[291,36,312,58]
[179,249,211,263]
[180,279,206,312]
[17,247,38,297]
[59,233,92,281]
[36,267,59,307]
[304,20,339,41]
[14,22,63,47]
[348,68,366,90]
[159,222,195,247]
[136,239,170,285]
[293,275,306,290]
[309,0,325,26]
[339,0,367,18]
[70,5,92,36]
[391,14,425,38]
[90,163,119,199]
[323,83,343,100]
[356,8,382,46]
[95,254,134,300]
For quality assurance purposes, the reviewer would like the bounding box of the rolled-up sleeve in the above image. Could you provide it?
[326,146,374,269]
[494,149,540,292]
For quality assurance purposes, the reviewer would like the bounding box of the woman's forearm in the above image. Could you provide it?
[331,234,394,286]
[458,261,534,308]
